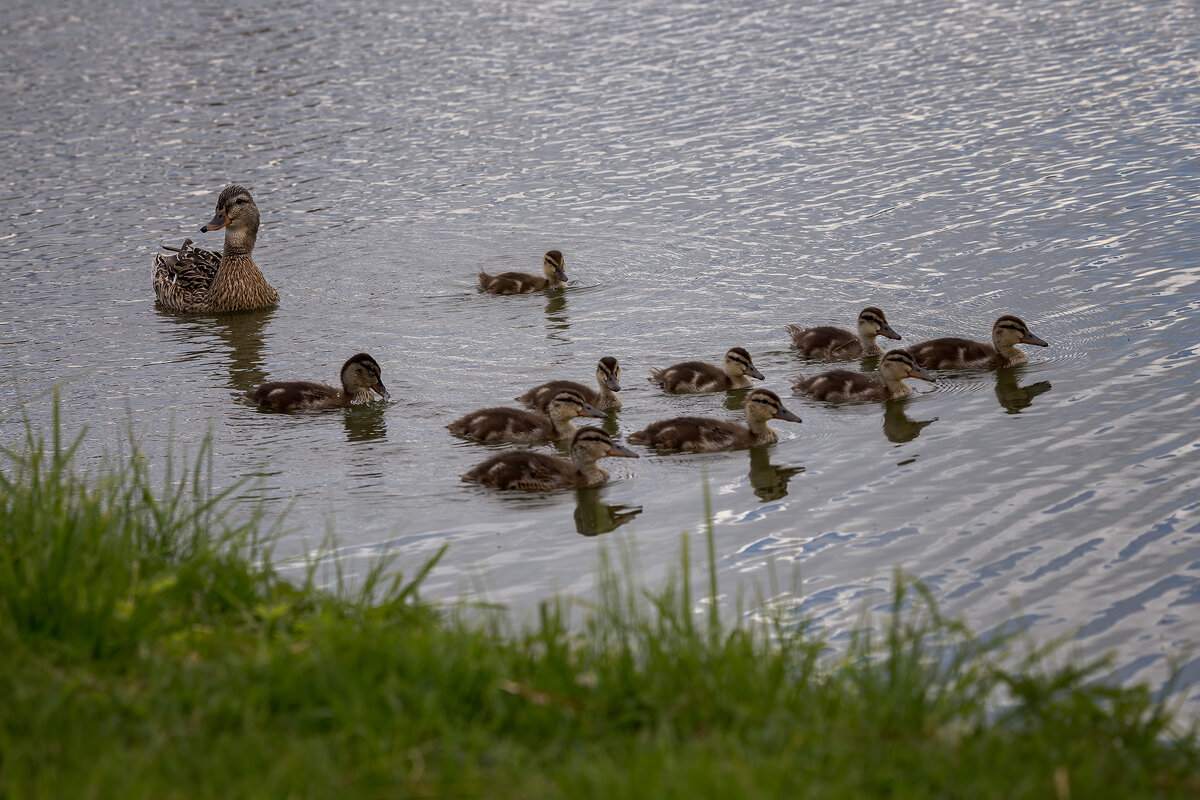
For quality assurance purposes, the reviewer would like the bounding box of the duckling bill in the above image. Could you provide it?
[246,353,389,411]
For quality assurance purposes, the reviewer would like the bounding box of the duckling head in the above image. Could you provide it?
[992,315,1048,349]
[723,347,765,381]
[200,185,260,254]
[597,356,621,392]
[570,427,639,467]
[858,306,901,340]
[340,353,390,399]
[542,250,567,283]
[878,349,935,384]
[745,388,802,425]
[547,389,606,423]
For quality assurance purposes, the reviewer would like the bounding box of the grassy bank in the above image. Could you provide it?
[1,409,1198,798]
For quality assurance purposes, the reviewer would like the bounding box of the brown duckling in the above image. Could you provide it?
[246,353,389,410]
[785,306,901,359]
[446,389,606,443]
[792,349,934,402]
[516,356,622,411]
[648,347,764,393]
[461,427,638,491]
[478,250,567,294]
[908,315,1049,369]
[153,185,279,313]
[627,388,802,452]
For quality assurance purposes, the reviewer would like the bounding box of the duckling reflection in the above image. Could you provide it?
[573,487,642,537]
[747,446,805,502]
[881,397,937,443]
[343,401,388,442]
[156,306,275,393]
[994,368,1052,414]
[545,290,569,343]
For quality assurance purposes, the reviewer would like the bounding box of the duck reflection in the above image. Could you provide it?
[747,445,804,502]
[994,368,1052,414]
[881,397,937,443]
[343,401,388,442]
[573,486,642,536]
[545,290,569,343]
[156,307,275,393]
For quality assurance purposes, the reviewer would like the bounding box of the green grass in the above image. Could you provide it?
[1,404,1198,798]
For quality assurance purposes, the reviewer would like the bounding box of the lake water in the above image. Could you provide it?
[2,0,1199,709]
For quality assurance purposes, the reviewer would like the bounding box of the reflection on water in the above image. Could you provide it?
[156,307,275,393]
[994,369,1053,415]
[343,403,388,443]
[573,487,642,536]
[882,398,937,444]
[747,445,804,502]
[545,290,569,343]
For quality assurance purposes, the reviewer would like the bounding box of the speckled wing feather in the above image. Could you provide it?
[785,325,862,359]
[627,416,745,452]
[446,406,553,442]
[461,451,576,491]
[246,381,340,410]
[908,337,997,370]
[516,380,598,411]
[647,361,729,393]
[792,369,887,401]
[153,239,221,311]
[478,270,550,294]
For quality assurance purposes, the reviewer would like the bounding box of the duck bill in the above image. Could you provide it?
[607,442,640,458]
[745,366,765,380]
[200,212,230,233]
[604,375,621,392]
[774,407,803,424]
[880,325,902,340]
[1021,333,1049,347]
[373,381,391,400]
[554,267,568,282]
[579,403,608,419]
[908,366,936,383]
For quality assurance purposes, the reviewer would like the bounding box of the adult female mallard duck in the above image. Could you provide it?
[791,349,934,401]
[153,185,279,313]
[461,427,638,491]
[908,315,1049,369]
[785,306,901,359]
[478,250,567,294]
[648,347,764,393]
[246,353,389,410]
[627,388,801,452]
[516,356,622,411]
[447,389,606,443]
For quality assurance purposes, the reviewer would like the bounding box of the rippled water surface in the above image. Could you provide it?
[3,0,1199,706]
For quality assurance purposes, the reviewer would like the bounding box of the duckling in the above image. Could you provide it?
[478,250,567,294]
[627,388,801,452]
[785,306,901,359]
[908,315,1049,369]
[516,356,622,411]
[246,353,389,410]
[792,349,934,401]
[461,427,638,491]
[446,389,606,443]
[648,347,764,393]
[153,185,279,313]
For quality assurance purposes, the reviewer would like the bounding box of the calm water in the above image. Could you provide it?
[3,0,1199,706]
